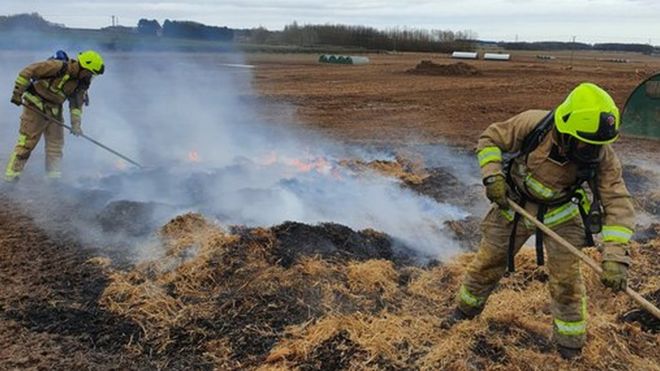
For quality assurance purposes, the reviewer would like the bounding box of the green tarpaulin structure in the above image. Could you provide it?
[622,73,660,139]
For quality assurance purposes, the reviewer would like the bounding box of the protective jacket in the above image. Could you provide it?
[456,109,635,350]
[14,59,90,125]
[476,109,635,254]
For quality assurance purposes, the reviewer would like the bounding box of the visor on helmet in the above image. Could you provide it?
[575,112,619,143]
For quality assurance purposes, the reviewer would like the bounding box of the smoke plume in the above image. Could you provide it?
[2,48,472,261]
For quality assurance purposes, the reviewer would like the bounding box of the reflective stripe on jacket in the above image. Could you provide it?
[17,59,87,124]
[476,110,635,240]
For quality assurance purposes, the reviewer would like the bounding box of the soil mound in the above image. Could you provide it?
[407,60,481,76]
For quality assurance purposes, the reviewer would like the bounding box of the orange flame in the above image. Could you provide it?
[257,151,342,179]
[188,151,201,162]
[284,157,332,174]
[114,160,127,171]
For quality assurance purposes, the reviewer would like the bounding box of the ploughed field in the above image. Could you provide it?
[250,51,660,150]
[0,50,659,369]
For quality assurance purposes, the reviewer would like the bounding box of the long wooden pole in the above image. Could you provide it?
[507,198,660,320]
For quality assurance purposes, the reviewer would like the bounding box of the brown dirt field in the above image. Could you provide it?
[249,51,660,151]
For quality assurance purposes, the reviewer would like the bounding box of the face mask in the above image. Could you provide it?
[565,135,602,165]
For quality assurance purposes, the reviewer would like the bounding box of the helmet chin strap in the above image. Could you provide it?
[556,130,571,156]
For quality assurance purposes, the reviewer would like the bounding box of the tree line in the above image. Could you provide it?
[138,19,233,42]
[1,14,657,55]
[244,22,478,52]
[0,13,63,31]
[497,41,656,54]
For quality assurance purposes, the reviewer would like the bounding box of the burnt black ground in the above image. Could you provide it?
[268,221,419,267]
[0,192,154,369]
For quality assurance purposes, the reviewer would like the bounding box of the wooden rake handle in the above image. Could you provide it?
[507,198,660,320]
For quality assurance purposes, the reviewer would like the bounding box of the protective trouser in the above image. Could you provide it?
[456,205,588,349]
[4,103,64,181]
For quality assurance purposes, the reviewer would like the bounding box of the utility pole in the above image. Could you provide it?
[111,15,115,27]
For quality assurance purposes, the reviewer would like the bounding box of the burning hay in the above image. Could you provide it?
[341,155,482,207]
[97,213,660,369]
[340,155,430,185]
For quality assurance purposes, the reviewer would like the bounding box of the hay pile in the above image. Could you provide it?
[340,155,430,185]
[99,213,660,370]
[407,61,482,76]
[341,155,481,206]
[342,155,483,250]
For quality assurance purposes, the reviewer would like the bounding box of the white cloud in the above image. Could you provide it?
[4,0,659,43]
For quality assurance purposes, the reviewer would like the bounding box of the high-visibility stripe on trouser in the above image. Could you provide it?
[553,297,588,348]
[546,219,589,349]
[46,171,62,179]
[555,297,588,335]
[4,152,21,182]
[4,134,29,181]
[457,206,534,316]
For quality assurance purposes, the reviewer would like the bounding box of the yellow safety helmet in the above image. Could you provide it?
[78,50,105,75]
[554,82,620,145]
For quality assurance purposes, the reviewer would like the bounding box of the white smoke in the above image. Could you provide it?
[1,49,472,260]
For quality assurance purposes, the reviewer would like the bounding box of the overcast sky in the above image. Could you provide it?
[4,0,659,43]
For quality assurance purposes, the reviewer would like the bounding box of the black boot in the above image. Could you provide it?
[557,345,582,360]
[1,178,19,192]
[440,308,476,329]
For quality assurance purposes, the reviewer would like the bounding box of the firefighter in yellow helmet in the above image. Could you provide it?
[4,50,104,182]
[446,83,634,359]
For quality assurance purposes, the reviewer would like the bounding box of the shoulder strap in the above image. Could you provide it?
[504,110,555,186]
[519,110,555,156]
[55,61,69,78]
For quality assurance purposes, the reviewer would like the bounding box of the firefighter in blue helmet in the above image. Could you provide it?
[5,50,104,182]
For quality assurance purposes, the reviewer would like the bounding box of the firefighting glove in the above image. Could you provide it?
[601,242,630,291]
[10,85,23,106]
[483,174,508,208]
[70,117,83,137]
[601,261,628,292]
